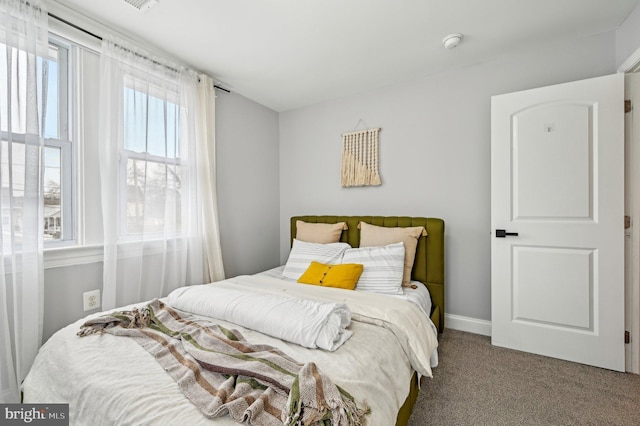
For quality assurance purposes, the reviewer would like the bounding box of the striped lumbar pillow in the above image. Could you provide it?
[282,239,351,280]
[342,242,405,295]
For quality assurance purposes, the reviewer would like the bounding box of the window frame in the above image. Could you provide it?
[118,79,183,240]
[0,35,76,248]
[43,35,76,247]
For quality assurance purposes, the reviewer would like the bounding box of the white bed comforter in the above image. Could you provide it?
[23,274,438,426]
[167,278,353,351]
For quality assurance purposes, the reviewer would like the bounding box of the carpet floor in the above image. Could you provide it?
[408,329,640,426]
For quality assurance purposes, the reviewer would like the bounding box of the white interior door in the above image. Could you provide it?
[491,73,625,371]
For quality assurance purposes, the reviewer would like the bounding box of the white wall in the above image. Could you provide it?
[279,32,617,322]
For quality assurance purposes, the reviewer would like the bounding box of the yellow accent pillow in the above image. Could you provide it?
[297,261,363,290]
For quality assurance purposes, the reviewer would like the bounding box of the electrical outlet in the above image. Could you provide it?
[83,289,101,311]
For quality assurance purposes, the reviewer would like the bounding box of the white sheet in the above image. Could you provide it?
[23,273,439,426]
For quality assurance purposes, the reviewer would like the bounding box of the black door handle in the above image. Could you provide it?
[496,229,518,238]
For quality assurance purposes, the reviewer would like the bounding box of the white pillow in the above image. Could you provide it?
[282,239,351,280]
[342,242,405,295]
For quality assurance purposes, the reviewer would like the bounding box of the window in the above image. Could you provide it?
[42,39,74,244]
[0,37,74,245]
[121,80,181,237]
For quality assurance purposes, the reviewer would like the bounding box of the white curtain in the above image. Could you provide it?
[0,0,48,403]
[98,38,224,310]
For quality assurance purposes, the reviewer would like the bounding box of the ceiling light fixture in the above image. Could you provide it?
[442,33,463,49]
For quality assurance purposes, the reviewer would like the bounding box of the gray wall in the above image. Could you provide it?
[278,31,617,322]
[215,91,281,277]
[43,262,103,340]
[616,1,640,69]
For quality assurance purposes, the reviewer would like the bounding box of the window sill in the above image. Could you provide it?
[42,238,184,269]
[44,244,104,269]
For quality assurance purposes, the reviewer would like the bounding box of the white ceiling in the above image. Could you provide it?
[51,0,639,112]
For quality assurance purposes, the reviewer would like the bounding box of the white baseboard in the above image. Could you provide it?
[445,313,492,336]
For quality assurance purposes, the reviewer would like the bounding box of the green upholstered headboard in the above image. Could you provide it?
[290,216,445,333]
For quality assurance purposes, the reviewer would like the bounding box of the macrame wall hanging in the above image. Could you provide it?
[341,128,382,187]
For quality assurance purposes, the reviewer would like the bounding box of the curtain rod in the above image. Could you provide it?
[48,12,231,93]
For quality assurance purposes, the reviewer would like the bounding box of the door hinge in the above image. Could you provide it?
[625,330,630,344]
[625,100,632,113]
[625,215,631,229]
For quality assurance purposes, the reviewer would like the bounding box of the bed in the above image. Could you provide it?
[22,215,445,426]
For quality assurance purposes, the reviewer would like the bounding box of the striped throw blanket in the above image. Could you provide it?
[77,300,369,426]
